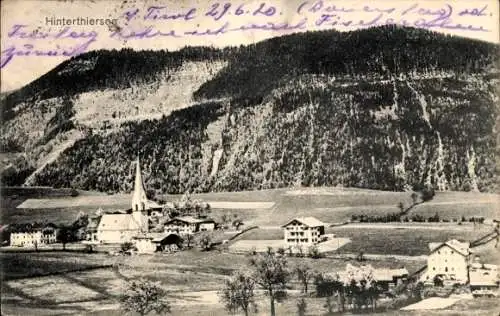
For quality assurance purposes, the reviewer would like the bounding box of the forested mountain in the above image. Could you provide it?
[1,26,498,194]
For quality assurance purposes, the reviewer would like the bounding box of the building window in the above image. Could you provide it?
[445,267,448,272]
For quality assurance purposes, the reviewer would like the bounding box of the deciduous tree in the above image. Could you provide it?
[249,250,291,316]
[120,279,171,315]
[296,264,313,293]
[219,270,256,316]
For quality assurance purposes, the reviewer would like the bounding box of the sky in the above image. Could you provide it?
[1,0,499,92]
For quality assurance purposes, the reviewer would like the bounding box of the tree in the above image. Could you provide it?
[397,202,405,213]
[185,233,194,249]
[308,245,323,259]
[120,279,171,316]
[219,270,256,316]
[233,219,244,231]
[421,187,435,202]
[296,264,313,293]
[314,273,344,312]
[221,214,228,225]
[411,192,419,205]
[249,251,291,316]
[121,242,135,253]
[339,264,382,312]
[356,251,365,262]
[297,297,307,316]
[199,234,212,251]
[57,225,74,250]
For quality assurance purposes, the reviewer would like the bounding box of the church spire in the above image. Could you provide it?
[132,157,148,212]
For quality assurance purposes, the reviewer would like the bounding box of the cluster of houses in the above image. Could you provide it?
[420,238,499,295]
[279,216,498,294]
[4,158,499,296]
[84,158,217,253]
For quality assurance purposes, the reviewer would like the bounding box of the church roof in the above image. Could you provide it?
[98,214,140,231]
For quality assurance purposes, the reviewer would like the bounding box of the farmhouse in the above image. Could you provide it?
[421,239,471,284]
[95,158,153,243]
[372,268,409,291]
[469,257,499,295]
[133,233,184,254]
[164,216,216,235]
[282,217,326,246]
[329,265,409,292]
[10,223,57,247]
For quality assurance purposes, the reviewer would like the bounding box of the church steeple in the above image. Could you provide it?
[132,157,148,212]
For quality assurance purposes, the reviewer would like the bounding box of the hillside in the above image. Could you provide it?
[0,26,498,193]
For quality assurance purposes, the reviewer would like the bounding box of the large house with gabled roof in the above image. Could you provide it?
[420,239,471,284]
[282,217,326,247]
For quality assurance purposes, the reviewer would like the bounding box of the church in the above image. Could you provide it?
[95,158,161,244]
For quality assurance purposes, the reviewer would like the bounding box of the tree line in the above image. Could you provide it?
[120,249,424,316]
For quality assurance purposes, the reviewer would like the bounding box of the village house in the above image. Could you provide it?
[133,232,184,254]
[371,268,409,291]
[95,158,154,243]
[282,217,326,247]
[164,216,216,235]
[421,239,471,284]
[10,223,57,247]
[469,257,499,296]
[330,265,409,292]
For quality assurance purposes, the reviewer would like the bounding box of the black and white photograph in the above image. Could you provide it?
[0,0,499,315]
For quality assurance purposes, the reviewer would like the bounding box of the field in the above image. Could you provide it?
[1,186,499,315]
[3,187,497,227]
[233,223,494,257]
[330,224,493,256]
[1,248,428,315]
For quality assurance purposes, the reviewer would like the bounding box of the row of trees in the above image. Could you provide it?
[351,188,435,223]
[119,248,428,316]
[219,251,386,316]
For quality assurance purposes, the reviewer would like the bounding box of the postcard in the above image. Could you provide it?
[1,0,499,315]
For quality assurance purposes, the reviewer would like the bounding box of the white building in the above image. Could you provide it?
[164,216,216,235]
[421,239,471,284]
[282,217,326,247]
[10,224,57,247]
[96,213,144,243]
[470,262,499,290]
[95,158,153,243]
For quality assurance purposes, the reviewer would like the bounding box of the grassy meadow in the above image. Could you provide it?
[1,186,499,315]
[3,187,498,227]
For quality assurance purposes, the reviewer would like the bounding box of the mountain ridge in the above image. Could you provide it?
[1,26,498,194]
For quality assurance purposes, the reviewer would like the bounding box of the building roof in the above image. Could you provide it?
[97,214,141,231]
[327,266,408,283]
[470,264,499,286]
[282,217,326,228]
[429,239,470,256]
[165,216,215,225]
[11,223,57,233]
[133,232,182,242]
[372,268,409,281]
